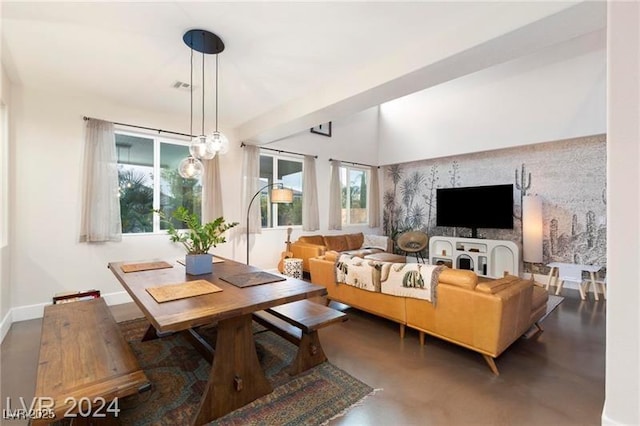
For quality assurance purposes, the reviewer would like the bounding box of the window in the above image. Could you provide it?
[116,131,202,234]
[340,165,369,225]
[259,154,302,228]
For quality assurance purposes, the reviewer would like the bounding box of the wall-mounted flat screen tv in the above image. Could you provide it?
[436,184,514,238]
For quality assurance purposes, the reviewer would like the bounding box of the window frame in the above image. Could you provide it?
[115,129,199,235]
[340,164,370,226]
[259,151,304,229]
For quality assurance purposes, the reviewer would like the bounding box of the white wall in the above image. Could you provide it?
[0,62,12,337]
[377,31,606,165]
[602,1,640,424]
[9,86,249,316]
[7,89,380,318]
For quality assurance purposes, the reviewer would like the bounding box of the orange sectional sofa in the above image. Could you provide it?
[309,253,548,374]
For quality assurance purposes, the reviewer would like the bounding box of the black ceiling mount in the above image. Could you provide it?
[183,29,225,54]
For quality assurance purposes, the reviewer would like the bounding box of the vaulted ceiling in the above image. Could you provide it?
[1,1,605,143]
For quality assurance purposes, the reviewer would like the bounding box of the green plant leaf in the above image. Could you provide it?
[153,207,239,254]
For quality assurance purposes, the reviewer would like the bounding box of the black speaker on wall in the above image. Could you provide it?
[459,258,472,270]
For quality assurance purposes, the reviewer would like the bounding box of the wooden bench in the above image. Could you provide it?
[32,297,150,425]
[253,299,347,375]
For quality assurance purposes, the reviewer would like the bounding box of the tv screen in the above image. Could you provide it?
[436,184,513,237]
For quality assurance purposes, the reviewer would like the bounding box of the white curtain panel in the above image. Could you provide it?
[241,144,261,234]
[202,155,223,222]
[328,160,342,230]
[79,119,122,242]
[302,155,320,231]
[368,165,380,228]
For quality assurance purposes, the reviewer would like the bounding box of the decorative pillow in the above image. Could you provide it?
[323,235,349,252]
[345,233,364,250]
[299,235,325,245]
[363,234,389,251]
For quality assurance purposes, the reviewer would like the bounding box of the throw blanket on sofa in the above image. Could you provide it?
[335,254,444,302]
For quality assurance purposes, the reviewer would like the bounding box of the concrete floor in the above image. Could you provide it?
[1,289,605,425]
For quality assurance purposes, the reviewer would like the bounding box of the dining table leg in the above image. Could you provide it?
[192,313,273,425]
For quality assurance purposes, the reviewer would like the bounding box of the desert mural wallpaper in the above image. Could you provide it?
[382,134,607,274]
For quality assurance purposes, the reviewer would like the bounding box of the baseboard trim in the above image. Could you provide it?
[102,290,133,306]
[0,309,12,344]
[4,291,135,340]
[12,301,47,322]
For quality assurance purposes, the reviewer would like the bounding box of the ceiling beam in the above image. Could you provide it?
[237,1,605,145]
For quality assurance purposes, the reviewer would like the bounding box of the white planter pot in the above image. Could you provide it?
[185,253,213,275]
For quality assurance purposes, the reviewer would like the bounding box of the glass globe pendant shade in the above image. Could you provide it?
[190,135,216,160]
[178,156,204,179]
[206,130,230,156]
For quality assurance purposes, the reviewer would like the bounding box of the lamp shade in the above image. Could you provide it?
[271,188,293,204]
[522,195,543,263]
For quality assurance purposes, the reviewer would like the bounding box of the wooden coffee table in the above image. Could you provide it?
[108,257,327,425]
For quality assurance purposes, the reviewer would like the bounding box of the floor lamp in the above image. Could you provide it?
[246,183,293,265]
[523,195,543,279]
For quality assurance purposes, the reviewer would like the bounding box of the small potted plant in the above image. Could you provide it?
[156,207,238,275]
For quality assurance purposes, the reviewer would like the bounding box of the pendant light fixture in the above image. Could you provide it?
[207,54,230,155]
[178,29,226,179]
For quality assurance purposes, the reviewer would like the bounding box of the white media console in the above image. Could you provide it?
[429,236,519,279]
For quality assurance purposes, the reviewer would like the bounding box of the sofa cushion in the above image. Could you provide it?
[324,235,349,252]
[299,235,325,245]
[476,275,526,294]
[345,233,364,251]
[438,269,478,290]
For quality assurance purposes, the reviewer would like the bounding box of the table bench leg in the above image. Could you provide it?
[142,324,160,342]
[287,330,328,376]
[192,314,273,425]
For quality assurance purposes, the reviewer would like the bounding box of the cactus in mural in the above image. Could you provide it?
[422,165,439,231]
[514,163,532,222]
[586,210,596,248]
[515,163,532,196]
[550,218,559,255]
[572,214,578,236]
[448,161,461,187]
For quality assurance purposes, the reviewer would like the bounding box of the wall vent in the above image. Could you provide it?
[173,81,192,90]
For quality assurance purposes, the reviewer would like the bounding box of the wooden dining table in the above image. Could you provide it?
[108,257,327,425]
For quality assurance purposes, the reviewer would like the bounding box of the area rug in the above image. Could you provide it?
[116,318,375,425]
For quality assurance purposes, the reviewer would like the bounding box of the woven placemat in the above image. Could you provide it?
[145,279,222,303]
[121,261,173,273]
[219,271,286,288]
